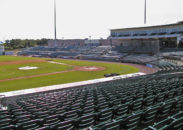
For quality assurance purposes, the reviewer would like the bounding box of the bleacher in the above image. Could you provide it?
[156,64,183,74]
[1,70,183,130]
[18,45,123,61]
[120,54,159,65]
[18,45,99,58]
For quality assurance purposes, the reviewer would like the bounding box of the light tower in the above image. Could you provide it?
[144,0,147,24]
[54,0,57,47]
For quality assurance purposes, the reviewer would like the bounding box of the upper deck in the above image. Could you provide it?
[111,22,183,39]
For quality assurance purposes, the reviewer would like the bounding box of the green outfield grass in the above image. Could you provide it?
[0,56,139,92]
[0,56,38,61]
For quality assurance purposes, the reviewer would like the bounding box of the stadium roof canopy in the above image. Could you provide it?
[110,21,183,40]
[111,21,183,32]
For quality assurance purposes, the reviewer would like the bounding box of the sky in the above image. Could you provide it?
[0,0,183,41]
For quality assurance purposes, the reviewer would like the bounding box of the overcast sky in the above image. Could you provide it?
[0,0,183,41]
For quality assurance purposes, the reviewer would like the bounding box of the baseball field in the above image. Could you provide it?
[0,56,139,92]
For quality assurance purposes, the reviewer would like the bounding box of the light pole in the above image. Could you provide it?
[89,36,91,46]
[144,0,146,24]
[54,0,57,47]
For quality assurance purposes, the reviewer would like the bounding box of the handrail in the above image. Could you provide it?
[0,95,5,109]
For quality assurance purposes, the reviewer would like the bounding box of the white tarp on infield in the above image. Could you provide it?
[19,66,39,70]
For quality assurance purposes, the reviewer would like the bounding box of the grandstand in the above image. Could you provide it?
[18,45,122,61]
[18,22,183,66]
[7,21,183,129]
[111,21,183,54]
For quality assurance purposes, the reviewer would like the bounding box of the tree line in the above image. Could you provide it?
[4,39,49,50]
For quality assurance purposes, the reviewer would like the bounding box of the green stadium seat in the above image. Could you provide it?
[77,113,95,129]
[0,115,12,120]
[100,120,121,130]
[143,96,154,107]
[172,111,183,119]
[110,99,121,107]
[166,90,175,99]
[42,115,60,127]
[55,107,67,114]
[14,115,32,123]
[0,110,9,115]
[96,108,113,124]
[83,105,95,115]
[142,105,159,125]
[155,93,165,103]
[146,118,174,130]
[96,102,109,111]
[174,96,183,111]
[168,117,183,130]
[114,103,129,118]
[64,110,80,120]
[0,125,14,130]
[125,96,134,103]
[136,92,144,99]
[16,120,40,130]
[120,111,142,130]
[130,98,143,111]
[53,120,75,130]
[36,126,51,130]
[158,99,175,117]
[0,119,12,127]
[34,111,50,119]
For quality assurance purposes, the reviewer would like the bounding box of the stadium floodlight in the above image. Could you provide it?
[54,0,57,46]
[144,0,146,24]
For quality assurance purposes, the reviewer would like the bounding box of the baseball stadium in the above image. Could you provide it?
[1,0,183,130]
[1,21,183,129]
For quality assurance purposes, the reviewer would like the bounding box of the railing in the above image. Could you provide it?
[111,34,181,40]
[111,27,183,37]
[0,95,5,109]
[111,30,183,38]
